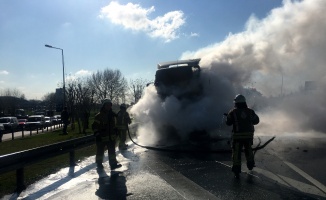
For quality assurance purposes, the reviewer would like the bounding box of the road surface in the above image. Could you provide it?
[2,133,326,200]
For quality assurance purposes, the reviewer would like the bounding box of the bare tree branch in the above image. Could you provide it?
[128,78,148,104]
[88,69,127,104]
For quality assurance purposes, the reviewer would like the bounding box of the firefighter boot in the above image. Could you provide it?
[247,161,256,170]
[232,165,241,179]
[111,163,122,170]
[96,162,104,169]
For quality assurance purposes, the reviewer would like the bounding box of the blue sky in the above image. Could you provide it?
[0,0,283,100]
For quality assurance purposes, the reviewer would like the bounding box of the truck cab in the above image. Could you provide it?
[154,59,202,100]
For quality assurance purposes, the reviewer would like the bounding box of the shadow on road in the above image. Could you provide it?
[9,163,96,199]
[95,171,132,200]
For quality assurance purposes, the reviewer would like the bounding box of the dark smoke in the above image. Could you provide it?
[131,0,326,144]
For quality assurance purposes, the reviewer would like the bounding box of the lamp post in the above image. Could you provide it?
[45,44,66,108]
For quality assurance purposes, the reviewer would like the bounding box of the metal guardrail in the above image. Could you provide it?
[0,123,63,142]
[0,135,95,192]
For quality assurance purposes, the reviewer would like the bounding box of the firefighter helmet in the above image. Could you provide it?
[101,99,112,107]
[234,94,246,103]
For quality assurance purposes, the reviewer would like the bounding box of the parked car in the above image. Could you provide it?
[18,119,28,130]
[0,117,19,131]
[53,115,62,124]
[50,116,56,124]
[26,115,45,130]
[44,116,52,127]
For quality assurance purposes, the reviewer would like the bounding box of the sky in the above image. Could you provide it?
[0,0,283,100]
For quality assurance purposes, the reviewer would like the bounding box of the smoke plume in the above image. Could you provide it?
[131,0,326,144]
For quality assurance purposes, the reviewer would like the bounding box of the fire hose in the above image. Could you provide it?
[252,136,275,156]
[126,124,275,154]
[126,125,193,152]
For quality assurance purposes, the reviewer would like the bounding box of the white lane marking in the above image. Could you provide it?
[278,174,326,198]
[284,161,326,194]
[265,148,326,195]
[147,156,220,200]
[252,167,291,187]
[215,160,258,178]
[216,160,326,198]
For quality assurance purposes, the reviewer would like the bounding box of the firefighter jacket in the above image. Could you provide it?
[92,109,117,140]
[116,110,131,130]
[226,107,259,140]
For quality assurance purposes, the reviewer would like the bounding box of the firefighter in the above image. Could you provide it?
[92,99,121,170]
[61,106,70,135]
[226,94,260,178]
[116,103,132,150]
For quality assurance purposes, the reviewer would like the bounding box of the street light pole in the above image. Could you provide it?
[45,44,66,108]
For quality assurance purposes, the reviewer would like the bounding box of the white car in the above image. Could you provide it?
[44,116,53,127]
[26,115,45,130]
[0,116,19,131]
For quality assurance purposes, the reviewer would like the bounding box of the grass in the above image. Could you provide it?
[0,124,97,198]
[0,128,91,154]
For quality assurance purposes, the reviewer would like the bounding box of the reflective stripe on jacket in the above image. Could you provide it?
[232,132,254,140]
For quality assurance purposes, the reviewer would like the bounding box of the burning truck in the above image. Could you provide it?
[154,58,203,100]
[151,58,220,145]
[130,58,234,149]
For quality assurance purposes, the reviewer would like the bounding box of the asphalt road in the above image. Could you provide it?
[3,133,326,200]
[146,135,326,199]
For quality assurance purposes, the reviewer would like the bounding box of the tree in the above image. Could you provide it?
[65,77,95,134]
[0,88,25,98]
[88,69,127,104]
[66,79,78,132]
[75,79,94,134]
[42,92,56,112]
[128,78,149,104]
[0,88,26,115]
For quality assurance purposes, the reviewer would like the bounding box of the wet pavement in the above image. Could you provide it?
[2,135,326,200]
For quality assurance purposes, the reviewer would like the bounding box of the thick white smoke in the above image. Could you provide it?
[131,0,326,144]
